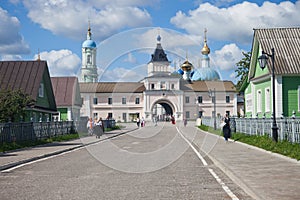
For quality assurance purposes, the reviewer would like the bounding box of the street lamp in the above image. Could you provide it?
[258,48,278,142]
[209,88,216,130]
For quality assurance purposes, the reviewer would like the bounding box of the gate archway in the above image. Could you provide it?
[151,100,176,121]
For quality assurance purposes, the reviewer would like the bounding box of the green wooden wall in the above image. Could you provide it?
[282,77,300,117]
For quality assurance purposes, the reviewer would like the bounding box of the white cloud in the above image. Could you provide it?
[0,7,30,55]
[100,65,147,82]
[22,0,153,41]
[171,1,300,44]
[35,49,81,77]
[124,52,137,64]
[1,54,22,61]
[212,43,243,71]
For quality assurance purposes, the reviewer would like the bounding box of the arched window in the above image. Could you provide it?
[87,55,91,64]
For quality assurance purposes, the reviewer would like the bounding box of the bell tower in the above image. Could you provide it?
[80,22,98,83]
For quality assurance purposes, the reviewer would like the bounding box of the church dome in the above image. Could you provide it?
[82,39,96,48]
[191,67,220,81]
[181,60,193,72]
[82,23,96,48]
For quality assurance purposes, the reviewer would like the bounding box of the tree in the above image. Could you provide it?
[235,51,251,91]
[0,89,35,122]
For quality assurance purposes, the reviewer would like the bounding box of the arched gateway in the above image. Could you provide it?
[151,99,176,121]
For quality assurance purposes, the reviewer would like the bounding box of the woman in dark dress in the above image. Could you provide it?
[222,114,231,141]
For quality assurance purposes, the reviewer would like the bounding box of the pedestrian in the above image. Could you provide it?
[86,117,94,136]
[153,116,157,126]
[141,117,145,127]
[171,115,175,124]
[136,117,140,127]
[95,118,103,138]
[222,113,231,142]
[183,118,187,127]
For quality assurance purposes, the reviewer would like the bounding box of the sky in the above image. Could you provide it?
[1,0,300,83]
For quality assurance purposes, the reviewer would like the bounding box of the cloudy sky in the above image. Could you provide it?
[1,0,299,83]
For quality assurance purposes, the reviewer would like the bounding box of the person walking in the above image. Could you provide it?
[95,118,103,138]
[153,116,158,126]
[87,117,94,136]
[136,117,140,128]
[222,113,231,142]
[183,118,187,127]
[141,117,145,127]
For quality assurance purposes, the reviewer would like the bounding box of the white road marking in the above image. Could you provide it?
[1,147,84,173]
[208,168,240,200]
[176,127,239,200]
[176,127,208,166]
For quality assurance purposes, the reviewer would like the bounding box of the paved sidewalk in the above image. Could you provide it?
[0,123,138,171]
[179,122,300,200]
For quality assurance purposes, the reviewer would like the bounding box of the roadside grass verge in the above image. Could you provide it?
[0,133,79,153]
[198,124,300,161]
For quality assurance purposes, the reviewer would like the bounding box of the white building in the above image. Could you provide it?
[79,28,237,122]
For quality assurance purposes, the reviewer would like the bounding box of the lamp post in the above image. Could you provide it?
[258,48,278,142]
[209,88,216,130]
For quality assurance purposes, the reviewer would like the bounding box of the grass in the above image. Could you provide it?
[198,124,300,161]
[0,133,79,153]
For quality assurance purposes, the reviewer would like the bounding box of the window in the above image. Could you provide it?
[108,97,112,105]
[87,55,91,64]
[93,97,98,104]
[226,96,230,103]
[93,113,98,119]
[198,96,203,103]
[39,83,44,97]
[108,113,113,119]
[185,96,190,103]
[122,97,126,104]
[161,81,166,89]
[257,90,262,113]
[198,111,203,118]
[151,84,155,90]
[265,88,270,112]
[122,113,127,122]
[186,111,190,119]
[171,84,175,90]
[135,97,140,104]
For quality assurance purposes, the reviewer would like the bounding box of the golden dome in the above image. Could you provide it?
[201,43,210,55]
[181,60,193,71]
[201,28,210,55]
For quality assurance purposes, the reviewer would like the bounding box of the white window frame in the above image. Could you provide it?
[298,86,300,112]
[265,87,270,112]
[122,97,126,105]
[257,90,262,113]
[185,96,190,103]
[39,83,44,97]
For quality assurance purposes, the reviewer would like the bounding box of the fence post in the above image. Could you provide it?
[280,118,284,141]
[292,118,296,143]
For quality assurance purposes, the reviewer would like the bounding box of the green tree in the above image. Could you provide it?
[235,51,251,91]
[0,89,35,122]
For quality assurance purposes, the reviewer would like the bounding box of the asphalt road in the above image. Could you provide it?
[0,122,253,200]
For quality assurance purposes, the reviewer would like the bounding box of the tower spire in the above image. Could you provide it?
[87,20,92,40]
[201,28,210,55]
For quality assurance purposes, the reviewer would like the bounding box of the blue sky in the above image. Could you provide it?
[1,0,299,83]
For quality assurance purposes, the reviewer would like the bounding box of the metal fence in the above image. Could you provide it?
[0,121,76,144]
[201,117,300,144]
